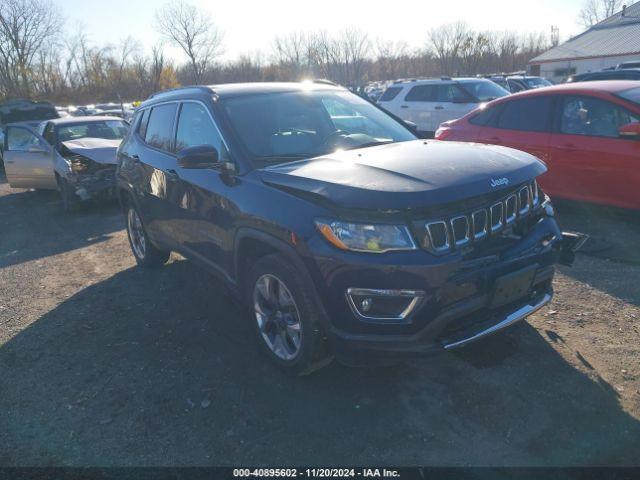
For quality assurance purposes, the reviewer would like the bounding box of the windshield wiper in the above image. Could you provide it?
[344,140,394,151]
[256,153,312,162]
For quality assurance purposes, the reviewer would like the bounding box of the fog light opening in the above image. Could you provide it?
[346,288,426,321]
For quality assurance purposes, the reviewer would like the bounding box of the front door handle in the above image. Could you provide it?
[435,106,444,110]
[400,105,409,109]
[163,168,179,181]
[5,160,14,164]
[490,136,502,144]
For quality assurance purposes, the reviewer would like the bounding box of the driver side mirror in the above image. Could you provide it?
[177,144,236,174]
[618,122,640,139]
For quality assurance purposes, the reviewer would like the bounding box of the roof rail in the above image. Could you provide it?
[147,85,214,100]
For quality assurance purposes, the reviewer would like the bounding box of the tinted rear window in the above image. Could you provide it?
[496,97,552,132]
[144,104,177,151]
[378,87,402,102]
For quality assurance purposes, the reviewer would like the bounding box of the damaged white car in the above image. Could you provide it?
[1,116,128,211]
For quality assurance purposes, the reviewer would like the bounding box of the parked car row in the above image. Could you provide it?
[435,81,640,211]
[2,81,584,375]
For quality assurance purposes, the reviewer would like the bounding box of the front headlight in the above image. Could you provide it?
[315,219,417,253]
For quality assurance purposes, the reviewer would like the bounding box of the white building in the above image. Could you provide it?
[529,1,640,83]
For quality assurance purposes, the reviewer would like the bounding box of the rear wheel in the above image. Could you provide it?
[246,254,332,375]
[125,204,170,268]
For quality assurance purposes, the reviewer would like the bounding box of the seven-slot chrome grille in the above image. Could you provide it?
[424,180,540,255]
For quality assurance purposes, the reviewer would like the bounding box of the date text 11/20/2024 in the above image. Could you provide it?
[233,468,401,478]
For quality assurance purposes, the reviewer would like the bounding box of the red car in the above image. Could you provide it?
[435,81,640,211]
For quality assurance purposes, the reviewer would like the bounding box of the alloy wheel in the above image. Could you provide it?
[253,274,303,360]
[127,208,146,260]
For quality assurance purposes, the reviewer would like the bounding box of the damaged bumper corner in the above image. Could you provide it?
[66,168,117,201]
[558,231,589,266]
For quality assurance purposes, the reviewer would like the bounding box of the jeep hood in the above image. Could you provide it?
[259,140,547,210]
[60,138,121,165]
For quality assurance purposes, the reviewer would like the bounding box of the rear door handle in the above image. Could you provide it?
[435,106,444,110]
[5,160,14,164]
[490,136,502,143]
[400,105,408,109]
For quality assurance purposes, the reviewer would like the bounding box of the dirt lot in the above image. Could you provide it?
[0,171,639,467]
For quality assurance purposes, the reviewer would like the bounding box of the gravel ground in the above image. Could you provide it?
[0,172,639,466]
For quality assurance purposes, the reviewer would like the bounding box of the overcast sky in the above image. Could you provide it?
[52,0,586,62]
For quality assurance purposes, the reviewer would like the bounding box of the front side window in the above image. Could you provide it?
[378,87,402,102]
[560,95,640,138]
[435,84,472,103]
[617,87,640,106]
[6,127,45,151]
[221,89,415,164]
[175,102,225,155]
[404,85,436,102]
[57,120,128,143]
[496,96,553,132]
[145,103,178,151]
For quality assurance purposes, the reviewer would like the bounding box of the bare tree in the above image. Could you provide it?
[578,0,623,28]
[0,0,62,97]
[428,21,470,75]
[154,0,223,83]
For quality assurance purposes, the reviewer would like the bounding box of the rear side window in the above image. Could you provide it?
[404,85,436,102]
[138,109,150,138]
[496,97,552,132]
[379,87,402,102]
[469,105,501,126]
[144,103,177,151]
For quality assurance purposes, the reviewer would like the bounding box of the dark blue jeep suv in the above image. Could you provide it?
[116,81,583,375]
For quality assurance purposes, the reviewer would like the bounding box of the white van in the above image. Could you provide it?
[377,77,509,137]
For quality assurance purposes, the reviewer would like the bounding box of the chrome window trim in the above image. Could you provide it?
[450,215,470,247]
[346,288,426,321]
[426,220,450,252]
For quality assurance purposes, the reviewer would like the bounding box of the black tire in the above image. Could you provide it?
[245,253,333,376]
[125,202,170,268]
[58,177,79,213]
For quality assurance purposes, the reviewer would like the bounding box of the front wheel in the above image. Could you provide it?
[59,177,79,213]
[125,204,170,268]
[246,254,332,376]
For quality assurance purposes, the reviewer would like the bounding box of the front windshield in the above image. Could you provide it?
[617,87,640,107]
[221,89,416,163]
[525,77,552,88]
[57,120,128,143]
[459,81,509,102]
